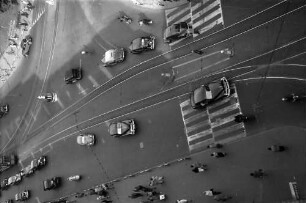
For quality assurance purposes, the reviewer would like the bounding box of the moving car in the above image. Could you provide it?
[15,190,30,201]
[164,22,193,43]
[190,77,230,109]
[43,177,61,191]
[129,36,155,54]
[109,119,135,137]
[37,93,58,102]
[64,68,82,84]
[21,35,32,57]
[101,48,125,67]
[0,104,9,118]
[0,179,9,190]
[8,173,22,186]
[77,134,95,146]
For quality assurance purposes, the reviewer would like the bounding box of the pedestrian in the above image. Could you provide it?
[250,169,265,178]
[204,188,221,196]
[210,152,226,158]
[149,176,164,186]
[267,145,285,152]
[134,185,155,192]
[128,192,144,199]
[191,163,207,173]
[207,143,222,149]
[234,114,248,123]
[213,194,232,201]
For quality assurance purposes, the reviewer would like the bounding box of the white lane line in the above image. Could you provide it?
[76,83,87,96]
[66,90,71,99]
[4,129,10,139]
[88,75,99,87]
[35,197,41,203]
[173,50,221,69]
[57,98,65,109]
[176,57,230,80]
[99,65,113,79]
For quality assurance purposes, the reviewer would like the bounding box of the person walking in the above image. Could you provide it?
[191,163,207,173]
[210,152,226,158]
[250,169,265,178]
[234,114,248,123]
[267,145,285,152]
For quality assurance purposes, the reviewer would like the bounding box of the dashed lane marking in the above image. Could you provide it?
[88,75,99,87]
[57,97,65,109]
[99,65,113,79]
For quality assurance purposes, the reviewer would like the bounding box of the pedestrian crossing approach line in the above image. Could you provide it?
[211,116,236,128]
[185,112,208,124]
[208,93,237,110]
[166,6,191,26]
[189,137,213,151]
[186,120,211,134]
[213,122,244,138]
[192,0,219,20]
[180,99,190,108]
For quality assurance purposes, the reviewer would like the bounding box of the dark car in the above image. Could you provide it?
[0,104,9,118]
[164,22,193,43]
[43,177,61,191]
[0,179,9,190]
[190,77,230,109]
[15,190,30,201]
[64,68,82,84]
[109,119,135,137]
[21,35,32,57]
[129,36,155,54]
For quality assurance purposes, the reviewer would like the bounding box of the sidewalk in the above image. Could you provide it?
[51,126,306,203]
[130,0,189,9]
[0,0,34,90]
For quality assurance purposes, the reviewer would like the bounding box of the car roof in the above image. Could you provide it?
[109,121,130,135]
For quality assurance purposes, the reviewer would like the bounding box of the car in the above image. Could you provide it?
[77,134,95,146]
[128,36,155,54]
[0,179,9,190]
[8,173,22,186]
[0,104,9,118]
[109,119,135,137]
[64,68,82,84]
[21,35,32,57]
[164,22,193,43]
[190,77,231,109]
[31,156,47,170]
[37,93,58,102]
[43,177,61,191]
[101,48,125,67]
[4,199,13,203]
[15,190,30,201]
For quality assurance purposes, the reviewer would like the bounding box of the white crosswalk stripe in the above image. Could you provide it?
[165,0,224,47]
[179,85,246,152]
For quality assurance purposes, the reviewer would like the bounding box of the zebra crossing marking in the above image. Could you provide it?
[165,0,224,47]
[179,85,246,152]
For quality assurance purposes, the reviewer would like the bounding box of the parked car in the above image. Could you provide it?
[101,48,125,67]
[0,179,9,190]
[21,35,32,57]
[164,22,193,43]
[8,173,22,186]
[15,190,30,201]
[129,36,155,54]
[64,68,82,84]
[0,104,9,118]
[32,156,47,170]
[190,77,231,109]
[109,119,135,137]
[77,134,95,146]
[43,177,61,191]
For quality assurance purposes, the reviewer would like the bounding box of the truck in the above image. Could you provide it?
[0,154,17,173]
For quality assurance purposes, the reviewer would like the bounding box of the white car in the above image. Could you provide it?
[77,134,95,146]
[8,173,22,186]
[101,48,125,67]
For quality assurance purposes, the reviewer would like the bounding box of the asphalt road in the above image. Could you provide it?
[0,0,306,203]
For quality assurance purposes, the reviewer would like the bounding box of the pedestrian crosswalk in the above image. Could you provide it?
[165,0,224,47]
[179,85,246,152]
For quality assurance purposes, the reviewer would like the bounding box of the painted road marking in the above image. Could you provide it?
[35,197,41,203]
[57,97,65,109]
[76,83,87,96]
[88,75,99,87]
[99,64,113,79]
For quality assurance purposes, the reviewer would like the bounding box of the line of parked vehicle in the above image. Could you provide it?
[0,156,46,203]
